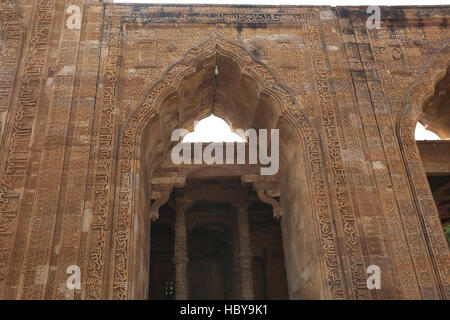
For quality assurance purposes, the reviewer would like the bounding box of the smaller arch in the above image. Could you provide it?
[415,122,441,141]
[398,41,450,131]
[182,115,244,143]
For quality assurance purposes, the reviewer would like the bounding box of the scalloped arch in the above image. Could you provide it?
[398,40,450,130]
[107,31,346,300]
[122,31,304,135]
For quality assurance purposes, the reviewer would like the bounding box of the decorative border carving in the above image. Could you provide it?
[85,16,122,300]
[397,41,450,299]
[0,0,53,298]
[0,0,23,154]
[306,18,369,299]
[109,31,346,300]
[113,8,315,25]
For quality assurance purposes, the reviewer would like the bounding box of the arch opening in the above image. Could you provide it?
[415,122,441,141]
[182,114,244,143]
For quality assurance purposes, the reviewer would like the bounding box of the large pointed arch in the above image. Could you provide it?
[106,32,346,300]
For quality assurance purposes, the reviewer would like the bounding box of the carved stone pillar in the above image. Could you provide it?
[173,199,191,300]
[231,211,241,299]
[237,205,255,300]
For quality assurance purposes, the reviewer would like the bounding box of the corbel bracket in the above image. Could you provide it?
[256,188,281,219]
[149,186,172,221]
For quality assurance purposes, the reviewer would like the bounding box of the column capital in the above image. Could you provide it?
[238,253,254,259]
[228,185,250,211]
[174,197,194,213]
[230,195,248,212]
[172,257,189,264]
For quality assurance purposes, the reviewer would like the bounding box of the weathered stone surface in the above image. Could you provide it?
[0,2,448,300]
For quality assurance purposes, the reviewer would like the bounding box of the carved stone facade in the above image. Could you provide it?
[0,1,448,300]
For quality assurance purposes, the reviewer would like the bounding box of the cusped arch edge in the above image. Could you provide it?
[110,31,346,300]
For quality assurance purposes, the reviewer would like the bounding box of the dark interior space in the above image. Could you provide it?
[148,183,289,300]
[249,202,289,300]
[149,205,175,300]
[426,174,450,245]
[187,202,234,300]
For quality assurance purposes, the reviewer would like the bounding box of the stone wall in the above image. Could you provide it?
[0,1,448,299]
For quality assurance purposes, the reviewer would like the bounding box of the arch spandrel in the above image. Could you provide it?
[399,41,450,129]
[108,32,346,300]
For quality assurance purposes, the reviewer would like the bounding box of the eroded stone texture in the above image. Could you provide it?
[0,2,448,300]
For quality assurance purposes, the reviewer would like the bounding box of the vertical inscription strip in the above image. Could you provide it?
[0,0,22,295]
[324,14,404,299]
[307,17,369,299]
[85,15,121,300]
[0,1,23,154]
[17,0,84,300]
[0,0,55,299]
[47,3,104,300]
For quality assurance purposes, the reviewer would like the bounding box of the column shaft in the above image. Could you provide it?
[174,205,188,299]
[237,206,254,300]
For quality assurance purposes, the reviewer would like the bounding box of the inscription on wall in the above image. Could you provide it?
[0,1,22,148]
[0,0,54,299]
